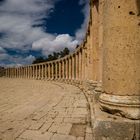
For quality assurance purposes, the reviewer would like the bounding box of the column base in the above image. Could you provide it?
[92,104,140,140]
[99,93,140,120]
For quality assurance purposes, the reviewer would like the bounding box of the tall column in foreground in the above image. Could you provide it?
[99,0,140,119]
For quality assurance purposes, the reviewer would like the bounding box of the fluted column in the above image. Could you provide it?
[99,0,140,119]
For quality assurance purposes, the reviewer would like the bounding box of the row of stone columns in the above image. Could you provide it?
[5,49,84,82]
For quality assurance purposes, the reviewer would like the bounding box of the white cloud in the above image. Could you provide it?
[0,0,90,66]
[32,34,78,56]
[75,0,89,41]
[0,0,58,51]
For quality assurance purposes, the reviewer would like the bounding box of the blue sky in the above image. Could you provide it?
[0,0,89,67]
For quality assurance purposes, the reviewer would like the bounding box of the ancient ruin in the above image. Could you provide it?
[1,0,140,139]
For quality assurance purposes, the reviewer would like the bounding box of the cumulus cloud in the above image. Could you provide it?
[0,0,57,51]
[0,54,35,67]
[75,0,90,41]
[32,34,78,56]
[0,0,89,66]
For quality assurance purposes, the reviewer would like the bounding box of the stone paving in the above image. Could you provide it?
[0,78,93,140]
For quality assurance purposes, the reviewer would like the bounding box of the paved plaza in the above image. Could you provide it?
[0,78,93,140]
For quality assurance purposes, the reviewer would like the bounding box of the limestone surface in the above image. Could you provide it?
[0,78,93,140]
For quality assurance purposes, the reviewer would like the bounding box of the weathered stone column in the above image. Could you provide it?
[55,62,58,80]
[79,50,82,82]
[28,66,30,79]
[76,53,79,81]
[18,67,20,78]
[41,64,43,79]
[22,67,24,78]
[32,66,34,79]
[10,68,12,78]
[99,0,140,119]
[35,65,37,79]
[16,68,18,78]
[81,48,85,81]
[59,61,61,80]
[68,57,72,80]
[72,55,75,81]
[66,59,68,80]
[7,68,9,77]
[62,60,65,80]
[48,63,51,80]
[44,64,47,79]
[37,64,41,79]
[20,67,22,78]
[25,67,27,78]
[7,68,8,77]
[51,63,54,80]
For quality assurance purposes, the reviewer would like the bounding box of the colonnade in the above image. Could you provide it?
[5,48,84,83]
[2,0,140,121]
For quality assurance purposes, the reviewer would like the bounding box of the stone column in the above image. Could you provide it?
[28,66,30,79]
[68,57,72,80]
[65,59,68,80]
[32,66,34,79]
[51,63,54,80]
[76,53,79,81]
[79,50,82,82]
[99,0,140,119]
[16,68,18,78]
[20,67,22,78]
[37,64,41,79]
[59,61,61,80]
[45,64,47,79]
[55,62,58,80]
[82,48,85,81]
[48,63,50,79]
[62,60,65,80]
[72,55,75,81]
[19,67,20,78]
[7,68,9,77]
[41,64,43,79]
[10,68,11,78]
[35,65,38,79]
[25,67,27,78]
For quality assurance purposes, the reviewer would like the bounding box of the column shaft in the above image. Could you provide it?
[99,0,140,119]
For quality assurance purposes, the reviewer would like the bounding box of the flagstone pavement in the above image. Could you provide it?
[0,78,93,140]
